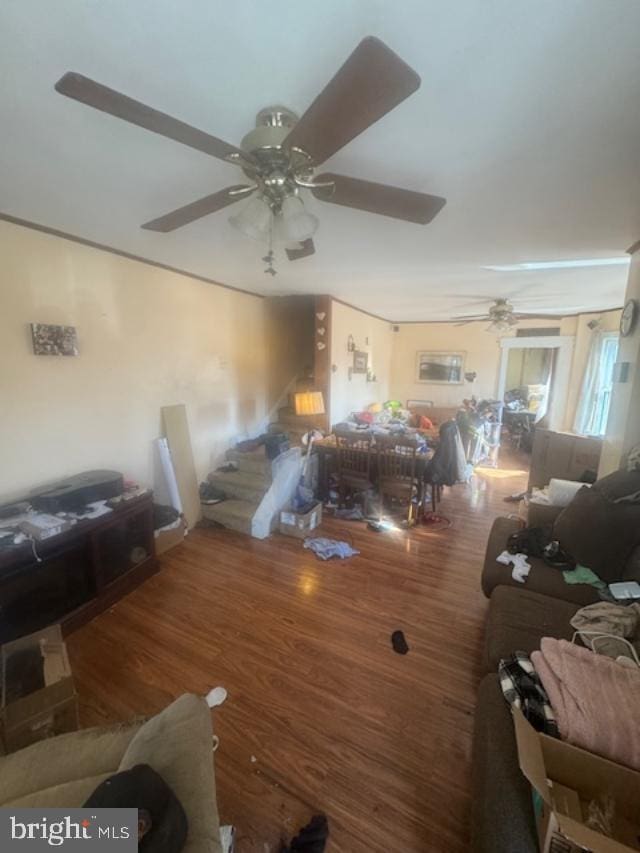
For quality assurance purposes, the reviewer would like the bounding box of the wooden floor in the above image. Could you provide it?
[67,450,530,853]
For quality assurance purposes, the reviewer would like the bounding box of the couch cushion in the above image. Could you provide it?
[119,694,222,853]
[554,486,640,581]
[592,468,640,502]
[483,586,579,673]
[4,775,113,809]
[0,721,140,806]
[471,675,537,853]
[482,517,600,606]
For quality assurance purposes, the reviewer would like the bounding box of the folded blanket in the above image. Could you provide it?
[532,638,640,770]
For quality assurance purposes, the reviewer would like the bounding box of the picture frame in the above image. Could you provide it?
[416,351,464,384]
[31,323,79,356]
[352,350,368,374]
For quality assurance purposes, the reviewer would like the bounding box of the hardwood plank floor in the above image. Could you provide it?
[67,450,530,852]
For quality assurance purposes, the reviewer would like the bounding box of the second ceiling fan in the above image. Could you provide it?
[55,37,445,268]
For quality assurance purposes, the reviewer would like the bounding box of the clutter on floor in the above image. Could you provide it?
[420,510,452,528]
[302,537,359,561]
[333,507,364,521]
[280,501,322,539]
[83,763,188,850]
[199,482,227,505]
[220,825,235,853]
[205,686,228,708]
[280,814,329,853]
[1,624,78,753]
[391,630,409,655]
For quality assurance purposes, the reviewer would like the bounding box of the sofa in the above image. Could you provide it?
[471,466,640,852]
[0,693,223,853]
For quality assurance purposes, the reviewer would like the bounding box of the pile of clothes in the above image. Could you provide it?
[500,600,640,772]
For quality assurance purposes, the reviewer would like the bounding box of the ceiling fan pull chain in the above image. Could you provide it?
[262,221,277,276]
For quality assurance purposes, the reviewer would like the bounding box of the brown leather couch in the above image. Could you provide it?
[471,467,640,852]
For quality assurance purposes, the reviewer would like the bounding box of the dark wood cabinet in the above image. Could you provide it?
[0,494,158,643]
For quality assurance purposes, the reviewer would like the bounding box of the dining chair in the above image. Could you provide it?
[334,430,374,508]
[376,434,421,524]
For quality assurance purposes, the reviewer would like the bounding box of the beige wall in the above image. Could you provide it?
[390,321,505,407]
[0,220,275,501]
[264,295,315,415]
[389,313,621,430]
[329,301,393,425]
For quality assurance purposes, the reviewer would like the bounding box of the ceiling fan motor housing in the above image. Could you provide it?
[239,106,318,209]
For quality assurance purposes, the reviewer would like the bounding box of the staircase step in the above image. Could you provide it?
[207,469,269,502]
[201,499,256,535]
[225,447,272,477]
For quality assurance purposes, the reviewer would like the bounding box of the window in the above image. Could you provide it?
[590,334,619,435]
[576,333,619,436]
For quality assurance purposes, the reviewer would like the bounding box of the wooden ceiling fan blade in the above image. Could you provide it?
[454,315,489,323]
[55,72,246,162]
[141,185,253,232]
[284,37,420,165]
[285,239,315,261]
[514,313,565,320]
[312,173,446,224]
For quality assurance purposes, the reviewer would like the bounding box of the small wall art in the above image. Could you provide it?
[31,323,79,356]
[352,350,368,374]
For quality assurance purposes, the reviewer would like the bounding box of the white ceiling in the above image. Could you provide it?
[2,0,640,321]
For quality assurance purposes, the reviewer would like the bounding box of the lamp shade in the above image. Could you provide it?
[294,391,325,416]
[229,195,272,242]
[280,195,318,243]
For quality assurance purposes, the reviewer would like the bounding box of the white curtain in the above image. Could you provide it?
[574,331,618,435]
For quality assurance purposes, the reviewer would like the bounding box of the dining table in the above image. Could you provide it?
[312,431,438,504]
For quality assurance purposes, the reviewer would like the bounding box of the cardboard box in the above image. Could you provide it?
[155,516,188,555]
[279,502,322,539]
[529,429,602,490]
[1,625,78,754]
[513,707,640,853]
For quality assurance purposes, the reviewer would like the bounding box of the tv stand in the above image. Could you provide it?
[0,493,158,643]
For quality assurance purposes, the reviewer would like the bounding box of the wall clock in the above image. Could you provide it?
[620,298,638,337]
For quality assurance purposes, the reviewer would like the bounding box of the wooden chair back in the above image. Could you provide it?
[376,434,418,486]
[335,431,373,481]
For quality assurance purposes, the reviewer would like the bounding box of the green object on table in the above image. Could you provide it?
[563,564,606,589]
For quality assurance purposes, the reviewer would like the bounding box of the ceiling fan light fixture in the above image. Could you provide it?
[488,318,513,335]
[280,195,319,243]
[229,195,273,242]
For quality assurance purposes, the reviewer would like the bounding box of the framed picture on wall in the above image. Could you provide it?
[416,351,464,384]
[31,323,79,356]
[352,350,368,374]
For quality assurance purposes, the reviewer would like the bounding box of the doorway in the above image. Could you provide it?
[498,335,575,432]
[504,346,555,422]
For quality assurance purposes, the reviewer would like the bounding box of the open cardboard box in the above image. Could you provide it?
[513,707,640,853]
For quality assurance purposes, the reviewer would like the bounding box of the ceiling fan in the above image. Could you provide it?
[454,298,560,332]
[54,37,446,272]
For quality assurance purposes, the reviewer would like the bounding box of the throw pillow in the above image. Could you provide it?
[592,468,640,502]
[553,486,640,581]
